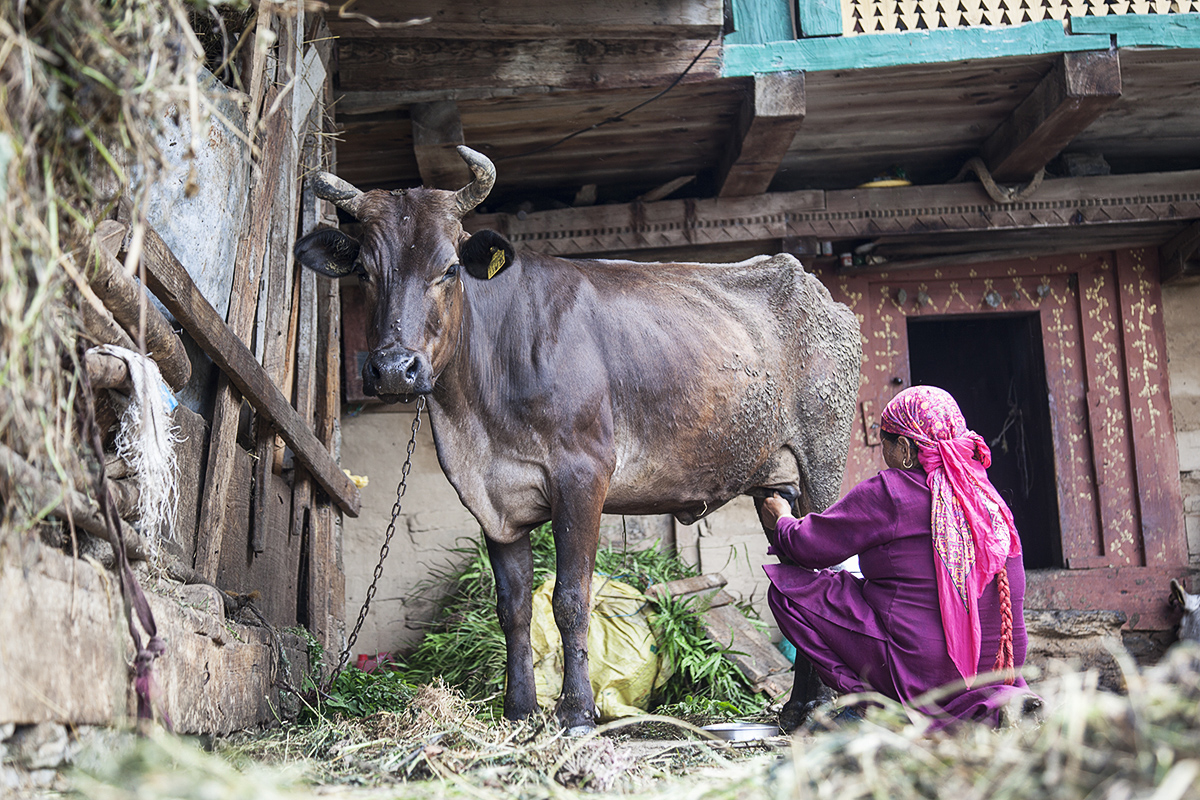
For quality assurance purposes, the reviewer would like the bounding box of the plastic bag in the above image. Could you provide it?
[530,574,673,720]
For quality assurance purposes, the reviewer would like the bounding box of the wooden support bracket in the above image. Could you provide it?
[717,70,806,198]
[412,100,471,189]
[980,50,1122,183]
[1160,220,1200,284]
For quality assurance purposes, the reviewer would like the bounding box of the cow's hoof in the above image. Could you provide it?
[564,724,595,738]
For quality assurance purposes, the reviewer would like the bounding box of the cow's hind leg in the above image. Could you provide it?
[486,534,538,721]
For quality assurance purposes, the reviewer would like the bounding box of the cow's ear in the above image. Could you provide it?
[459,229,514,280]
[294,228,362,278]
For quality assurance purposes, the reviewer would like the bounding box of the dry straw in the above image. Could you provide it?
[0,0,222,549]
[65,644,1200,799]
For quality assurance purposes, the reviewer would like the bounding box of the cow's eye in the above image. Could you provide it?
[442,263,460,282]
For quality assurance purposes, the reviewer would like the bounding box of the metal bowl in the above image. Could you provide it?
[700,722,783,741]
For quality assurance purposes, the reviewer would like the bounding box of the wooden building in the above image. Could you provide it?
[329,1,1200,664]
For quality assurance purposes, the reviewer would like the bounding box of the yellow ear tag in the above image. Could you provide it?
[487,247,506,279]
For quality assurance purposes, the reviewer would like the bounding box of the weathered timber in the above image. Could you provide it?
[326,0,725,40]
[412,100,471,189]
[646,573,727,602]
[717,71,806,198]
[253,22,304,552]
[336,38,722,94]
[141,227,359,518]
[196,80,289,581]
[83,349,131,391]
[1160,220,1200,284]
[467,170,1200,257]
[979,50,1122,183]
[0,442,146,562]
[1115,249,1186,567]
[91,220,191,390]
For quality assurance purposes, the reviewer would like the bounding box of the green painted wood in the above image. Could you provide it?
[1070,13,1200,48]
[726,0,795,45]
[797,0,843,37]
[723,19,1112,74]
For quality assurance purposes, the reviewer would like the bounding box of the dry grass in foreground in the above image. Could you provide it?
[59,643,1200,800]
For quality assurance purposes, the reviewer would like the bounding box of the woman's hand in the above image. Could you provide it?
[760,494,793,531]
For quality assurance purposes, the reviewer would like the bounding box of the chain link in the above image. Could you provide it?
[325,395,426,689]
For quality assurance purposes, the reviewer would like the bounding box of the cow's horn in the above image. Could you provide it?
[452,146,496,218]
[311,172,367,218]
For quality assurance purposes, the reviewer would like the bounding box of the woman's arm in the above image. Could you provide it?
[761,474,902,569]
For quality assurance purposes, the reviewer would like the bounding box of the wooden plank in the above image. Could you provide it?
[703,603,795,684]
[1075,257,1141,567]
[718,71,805,198]
[411,100,470,189]
[796,0,843,37]
[253,19,304,552]
[726,0,796,44]
[645,573,728,603]
[722,19,1112,76]
[337,38,722,94]
[195,80,290,581]
[141,227,361,519]
[220,468,303,628]
[90,220,191,390]
[1160,220,1200,284]
[325,0,725,40]
[1114,249,1187,566]
[980,51,1122,183]
[1069,14,1200,49]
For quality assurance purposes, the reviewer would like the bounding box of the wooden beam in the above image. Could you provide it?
[467,169,1200,258]
[1160,220,1200,284]
[411,100,470,189]
[980,50,1122,183]
[717,71,805,198]
[325,0,724,40]
[336,38,722,94]
[140,227,361,519]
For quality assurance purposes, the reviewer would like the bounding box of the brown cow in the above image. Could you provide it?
[295,147,862,733]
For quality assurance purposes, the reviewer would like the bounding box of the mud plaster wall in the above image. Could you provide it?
[1162,282,1200,562]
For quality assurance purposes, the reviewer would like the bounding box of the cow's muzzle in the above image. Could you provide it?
[362,350,433,402]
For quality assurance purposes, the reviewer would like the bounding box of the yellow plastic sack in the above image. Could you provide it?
[530,575,673,720]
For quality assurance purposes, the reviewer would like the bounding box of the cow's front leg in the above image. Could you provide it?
[485,535,538,721]
[550,476,606,734]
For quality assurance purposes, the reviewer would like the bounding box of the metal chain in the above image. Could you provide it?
[325,395,426,689]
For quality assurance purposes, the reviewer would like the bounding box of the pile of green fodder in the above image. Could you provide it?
[306,524,769,724]
[72,644,1200,799]
[0,0,231,545]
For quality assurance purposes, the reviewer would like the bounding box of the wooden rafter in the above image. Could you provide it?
[980,50,1122,183]
[325,0,725,40]
[411,100,471,189]
[467,170,1200,258]
[717,71,806,198]
[335,38,723,96]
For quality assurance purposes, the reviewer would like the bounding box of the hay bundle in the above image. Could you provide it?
[0,0,219,545]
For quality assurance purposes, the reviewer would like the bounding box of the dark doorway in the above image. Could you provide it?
[907,314,1062,569]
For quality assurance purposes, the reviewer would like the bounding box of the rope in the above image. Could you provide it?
[992,565,1016,686]
[952,156,1045,204]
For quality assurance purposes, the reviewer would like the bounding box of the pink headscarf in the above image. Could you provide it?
[880,386,1022,686]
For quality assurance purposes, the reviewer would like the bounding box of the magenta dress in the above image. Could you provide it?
[764,467,1029,727]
